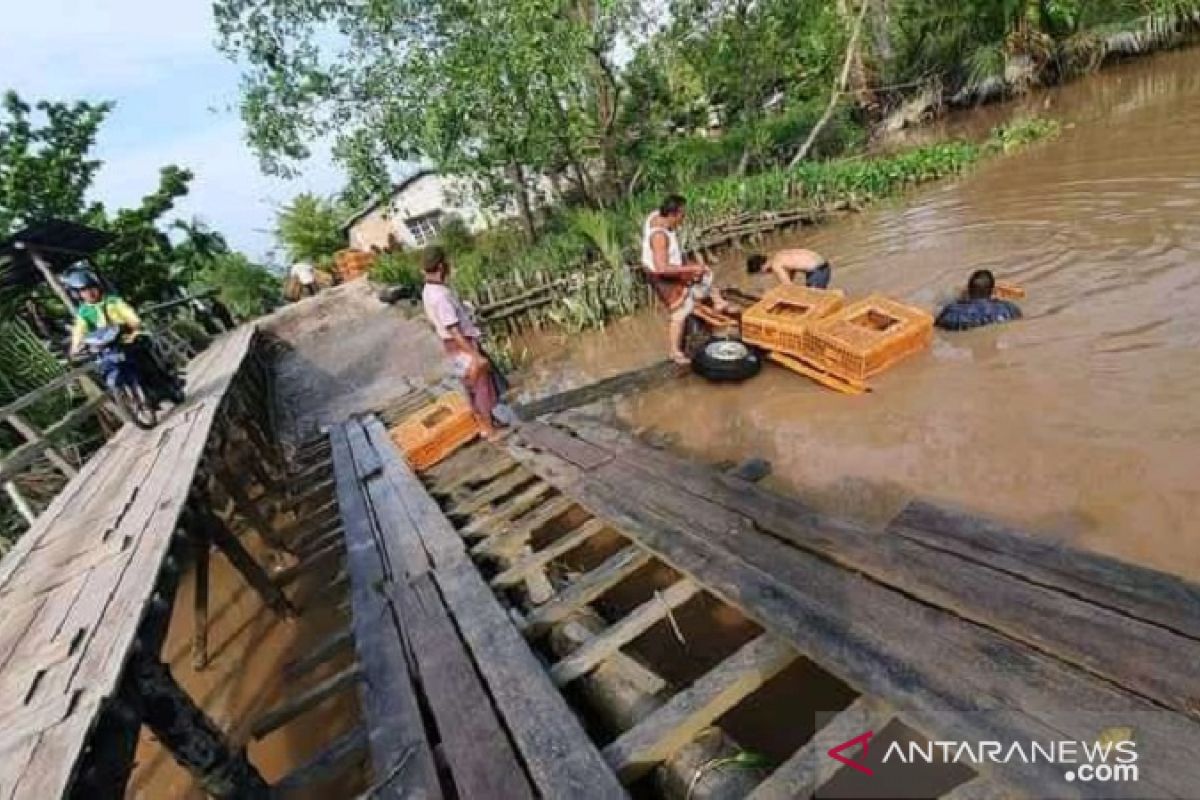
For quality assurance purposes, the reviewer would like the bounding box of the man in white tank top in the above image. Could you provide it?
[641,194,728,364]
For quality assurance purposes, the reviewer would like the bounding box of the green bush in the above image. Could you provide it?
[370,250,423,290]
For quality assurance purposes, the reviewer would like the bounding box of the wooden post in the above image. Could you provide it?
[5,411,78,479]
[126,650,271,799]
[191,502,296,619]
[191,527,211,670]
[28,248,76,313]
[3,480,37,525]
[213,468,291,553]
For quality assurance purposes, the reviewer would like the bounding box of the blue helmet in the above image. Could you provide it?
[62,268,102,291]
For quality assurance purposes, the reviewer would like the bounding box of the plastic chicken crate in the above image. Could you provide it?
[334,249,377,282]
[740,285,846,359]
[390,393,480,472]
[801,294,934,382]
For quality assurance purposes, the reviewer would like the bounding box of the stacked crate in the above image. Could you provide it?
[390,393,481,471]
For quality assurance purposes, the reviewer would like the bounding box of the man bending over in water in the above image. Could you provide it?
[642,194,730,364]
[746,248,833,289]
[935,269,1023,331]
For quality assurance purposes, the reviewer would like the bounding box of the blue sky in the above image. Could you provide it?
[3,0,344,261]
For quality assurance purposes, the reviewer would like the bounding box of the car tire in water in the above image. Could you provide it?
[692,337,762,383]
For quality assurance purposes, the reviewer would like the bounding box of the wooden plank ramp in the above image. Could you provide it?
[328,415,626,800]
[0,326,259,798]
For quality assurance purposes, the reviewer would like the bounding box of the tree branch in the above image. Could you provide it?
[788,0,870,168]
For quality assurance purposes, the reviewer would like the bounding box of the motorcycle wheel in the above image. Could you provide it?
[117,383,158,430]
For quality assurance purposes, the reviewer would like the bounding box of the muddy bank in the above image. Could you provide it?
[514,47,1200,582]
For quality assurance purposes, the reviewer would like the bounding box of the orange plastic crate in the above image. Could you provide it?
[390,393,480,472]
[334,248,377,282]
[801,294,933,382]
[741,286,846,359]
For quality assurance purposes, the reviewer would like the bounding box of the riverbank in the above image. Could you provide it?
[510,44,1200,583]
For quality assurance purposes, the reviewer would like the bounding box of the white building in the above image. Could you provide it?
[342,169,567,252]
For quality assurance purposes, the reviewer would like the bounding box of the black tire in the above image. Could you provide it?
[117,383,158,430]
[378,285,414,304]
[692,337,762,383]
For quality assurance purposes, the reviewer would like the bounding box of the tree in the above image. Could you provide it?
[215,0,636,238]
[192,253,280,319]
[275,193,346,267]
[0,91,196,306]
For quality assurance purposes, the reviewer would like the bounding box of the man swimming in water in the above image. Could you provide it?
[935,269,1023,331]
[746,248,833,289]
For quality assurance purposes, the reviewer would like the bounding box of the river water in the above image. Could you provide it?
[515,47,1200,581]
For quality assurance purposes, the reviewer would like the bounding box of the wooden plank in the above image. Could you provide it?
[448,468,537,517]
[7,712,94,800]
[521,546,654,639]
[550,579,701,687]
[516,445,1196,798]
[330,426,442,800]
[433,456,519,498]
[568,423,1200,718]
[518,421,612,470]
[515,360,679,420]
[0,365,96,421]
[251,664,362,740]
[284,629,354,681]
[397,573,534,800]
[746,696,894,800]
[492,518,608,589]
[603,634,796,782]
[461,481,554,539]
[894,500,1200,642]
[471,495,577,559]
[5,412,77,479]
[436,559,627,799]
[274,726,368,799]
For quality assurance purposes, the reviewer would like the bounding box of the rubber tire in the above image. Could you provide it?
[692,337,762,383]
[117,384,158,430]
[683,315,710,359]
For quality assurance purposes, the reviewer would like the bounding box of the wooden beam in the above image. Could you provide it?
[202,505,296,619]
[397,573,534,800]
[273,725,368,799]
[126,651,270,799]
[192,527,211,670]
[746,696,894,800]
[603,634,796,783]
[29,248,75,313]
[251,664,362,740]
[5,412,77,479]
[550,579,700,687]
[461,481,554,539]
[491,518,608,589]
[4,480,37,526]
[521,546,654,639]
[515,361,680,421]
[436,559,627,798]
[214,468,290,553]
[272,538,343,589]
[449,468,536,517]
[471,495,576,559]
[0,395,108,483]
[283,629,354,681]
[329,425,443,800]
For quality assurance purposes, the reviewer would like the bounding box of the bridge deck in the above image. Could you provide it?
[0,327,256,799]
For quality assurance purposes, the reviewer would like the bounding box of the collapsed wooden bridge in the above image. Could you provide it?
[1,325,1199,799]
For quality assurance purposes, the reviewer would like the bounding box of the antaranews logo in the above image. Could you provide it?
[825,730,1139,793]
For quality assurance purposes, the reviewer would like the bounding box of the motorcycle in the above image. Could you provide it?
[83,326,184,430]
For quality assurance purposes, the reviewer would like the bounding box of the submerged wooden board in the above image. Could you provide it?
[0,326,258,798]
[508,420,1200,799]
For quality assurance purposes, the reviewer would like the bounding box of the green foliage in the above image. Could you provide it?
[0,320,70,426]
[436,215,475,255]
[370,251,423,291]
[985,117,1063,152]
[275,193,346,267]
[191,253,280,320]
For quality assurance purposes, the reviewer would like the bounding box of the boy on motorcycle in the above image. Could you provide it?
[63,268,182,404]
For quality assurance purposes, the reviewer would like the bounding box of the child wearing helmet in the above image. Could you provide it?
[63,268,143,358]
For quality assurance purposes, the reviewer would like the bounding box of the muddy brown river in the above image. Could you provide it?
[516,47,1200,581]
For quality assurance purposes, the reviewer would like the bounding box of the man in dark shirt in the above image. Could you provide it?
[936,270,1023,331]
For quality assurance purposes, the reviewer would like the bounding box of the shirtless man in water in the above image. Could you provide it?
[746,248,833,289]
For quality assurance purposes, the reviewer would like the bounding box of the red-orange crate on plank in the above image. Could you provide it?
[741,285,846,359]
[391,393,481,472]
[801,294,934,382]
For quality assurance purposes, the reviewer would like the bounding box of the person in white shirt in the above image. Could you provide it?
[641,194,729,364]
[290,261,318,296]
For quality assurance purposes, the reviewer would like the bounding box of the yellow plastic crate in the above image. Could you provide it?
[741,285,846,359]
[390,393,480,472]
[801,294,933,382]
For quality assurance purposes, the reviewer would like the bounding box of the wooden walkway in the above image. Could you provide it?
[409,416,1200,800]
[0,327,257,799]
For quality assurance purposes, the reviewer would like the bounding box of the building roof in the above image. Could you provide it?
[0,219,114,292]
[340,170,438,233]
